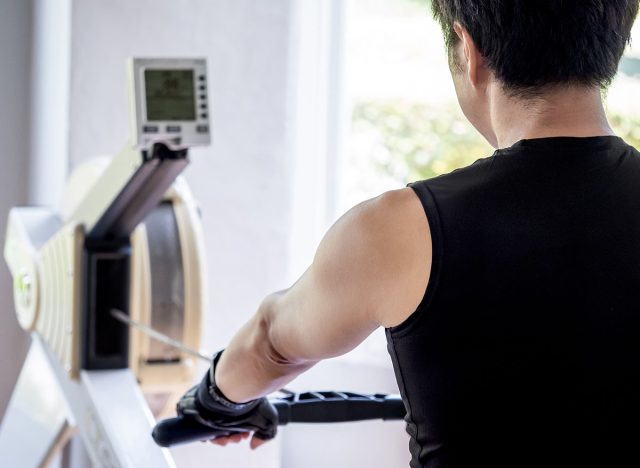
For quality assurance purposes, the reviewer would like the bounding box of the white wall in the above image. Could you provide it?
[0,0,33,421]
[67,0,297,343]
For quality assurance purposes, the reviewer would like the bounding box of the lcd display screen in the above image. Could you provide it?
[145,69,196,121]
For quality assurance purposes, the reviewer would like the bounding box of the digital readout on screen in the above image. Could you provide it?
[145,69,196,121]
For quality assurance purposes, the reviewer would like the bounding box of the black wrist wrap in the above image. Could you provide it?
[195,350,260,417]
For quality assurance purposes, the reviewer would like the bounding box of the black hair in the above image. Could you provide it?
[431,0,639,98]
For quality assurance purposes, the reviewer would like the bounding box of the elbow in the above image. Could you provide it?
[264,333,296,368]
[257,295,315,373]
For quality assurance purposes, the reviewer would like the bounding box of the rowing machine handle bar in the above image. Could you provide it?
[152,391,406,447]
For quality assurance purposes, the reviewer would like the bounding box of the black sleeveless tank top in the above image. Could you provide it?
[386,136,640,468]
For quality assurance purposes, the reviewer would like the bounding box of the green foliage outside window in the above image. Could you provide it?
[351,100,640,184]
[351,101,489,183]
[609,113,640,148]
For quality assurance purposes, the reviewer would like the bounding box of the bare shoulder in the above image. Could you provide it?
[367,188,432,328]
[363,187,428,229]
[319,188,432,328]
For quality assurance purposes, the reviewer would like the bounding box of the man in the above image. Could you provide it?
[178,1,640,466]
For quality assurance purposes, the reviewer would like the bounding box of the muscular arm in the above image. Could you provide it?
[215,188,432,403]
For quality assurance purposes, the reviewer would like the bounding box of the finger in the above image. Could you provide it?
[210,432,250,446]
[250,435,270,450]
[227,433,246,443]
[212,438,230,446]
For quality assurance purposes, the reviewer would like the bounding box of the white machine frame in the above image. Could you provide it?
[0,334,176,468]
[0,57,211,468]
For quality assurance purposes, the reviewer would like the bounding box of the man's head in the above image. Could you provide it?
[430,0,639,146]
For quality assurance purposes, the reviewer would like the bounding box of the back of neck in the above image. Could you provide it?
[489,85,614,149]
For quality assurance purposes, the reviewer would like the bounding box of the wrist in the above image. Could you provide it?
[196,350,259,416]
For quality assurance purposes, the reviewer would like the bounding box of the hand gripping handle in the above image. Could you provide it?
[152,391,406,447]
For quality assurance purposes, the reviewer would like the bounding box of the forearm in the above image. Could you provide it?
[214,291,316,403]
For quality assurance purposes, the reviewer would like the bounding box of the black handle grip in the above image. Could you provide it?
[152,416,235,447]
[152,391,406,447]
